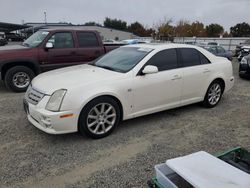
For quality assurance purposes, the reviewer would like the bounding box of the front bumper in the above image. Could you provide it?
[24,99,79,134]
[239,64,250,77]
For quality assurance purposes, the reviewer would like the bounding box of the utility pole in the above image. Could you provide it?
[44,11,47,24]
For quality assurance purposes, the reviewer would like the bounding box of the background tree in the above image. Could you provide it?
[205,24,224,37]
[155,18,175,41]
[175,20,191,37]
[189,21,206,37]
[103,17,127,31]
[127,22,154,37]
[83,22,102,26]
[222,31,232,37]
[230,22,250,37]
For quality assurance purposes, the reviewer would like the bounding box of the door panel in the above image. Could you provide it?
[181,65,211,104]
[179,48,212,104]
[76,32,105,62]
[39,32,78,71]
[132,69,182,117]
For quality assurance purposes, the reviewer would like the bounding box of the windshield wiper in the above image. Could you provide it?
[22,42,30,47]
[96,65,117,71]
[95,65,124,73]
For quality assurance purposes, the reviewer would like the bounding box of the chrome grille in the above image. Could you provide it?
[25,86,45,105]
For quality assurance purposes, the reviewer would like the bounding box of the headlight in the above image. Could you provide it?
[46,89,67,112]
[241,57,248,65]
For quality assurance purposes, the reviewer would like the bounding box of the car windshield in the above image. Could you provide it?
[23,30,49,47]
[92,47,152,73]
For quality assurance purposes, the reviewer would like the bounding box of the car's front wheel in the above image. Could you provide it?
[203,80,223,108]
[78,96,121,139]
[4,66,35,92]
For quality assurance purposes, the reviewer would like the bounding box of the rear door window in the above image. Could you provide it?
[180,48,201,67]
[199,52,211,64]
[76,32,99,47]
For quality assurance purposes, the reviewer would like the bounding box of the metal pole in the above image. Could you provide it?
[44,11,47,24]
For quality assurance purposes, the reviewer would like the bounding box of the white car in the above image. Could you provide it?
[24,44,234,138]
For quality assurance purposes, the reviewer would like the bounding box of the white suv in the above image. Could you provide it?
[24,44,234,138]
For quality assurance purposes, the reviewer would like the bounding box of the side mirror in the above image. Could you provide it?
[142,65,158,75]
[45,42,53,49]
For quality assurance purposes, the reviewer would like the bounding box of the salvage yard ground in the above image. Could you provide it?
[0,59,249,188]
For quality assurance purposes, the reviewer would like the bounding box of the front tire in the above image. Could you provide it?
[4,66,35,92]
[203,81,223,108]
[78,96,121,139]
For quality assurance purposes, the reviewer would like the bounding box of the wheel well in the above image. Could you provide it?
[212,78,225,93]
[77,95,124,132]
[80,95,124,119]
[1,62,39,80]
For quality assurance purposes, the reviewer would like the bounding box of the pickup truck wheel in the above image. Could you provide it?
[78,96,121,139]
[5,66,35,92]
[203,80,223,108]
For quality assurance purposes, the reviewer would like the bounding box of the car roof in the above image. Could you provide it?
[40,28,98,32]
[122,43,203,50]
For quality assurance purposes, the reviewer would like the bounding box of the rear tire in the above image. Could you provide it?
[203,80,223,108]
[78,96,121,139]
[4,66,35,92]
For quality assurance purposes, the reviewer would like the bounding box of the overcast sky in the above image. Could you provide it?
[1,0,250,31]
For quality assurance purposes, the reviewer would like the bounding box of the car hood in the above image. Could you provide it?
[31,64,123,95]
[0,44,28,51]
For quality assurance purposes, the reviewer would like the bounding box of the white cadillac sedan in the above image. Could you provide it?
[24,44,234,138]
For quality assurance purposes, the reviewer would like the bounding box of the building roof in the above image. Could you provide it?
[0,22,31,32]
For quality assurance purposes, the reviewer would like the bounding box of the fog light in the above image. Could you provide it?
[41,115,52,128]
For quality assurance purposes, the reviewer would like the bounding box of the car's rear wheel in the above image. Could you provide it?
[78,96,121,139]
[203,80,223,108]
[4,66,35,92]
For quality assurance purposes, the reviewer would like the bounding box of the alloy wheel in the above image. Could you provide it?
[87,103,117,135]
[208,83,222,105]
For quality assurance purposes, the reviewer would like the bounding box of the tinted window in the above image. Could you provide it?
[147,49,178,71]
[48,32,74,48]
[217,46,226,53]
[180,48,200,67]
[207,46,217,54]
[77,32,99,47]
[199,52,211,64]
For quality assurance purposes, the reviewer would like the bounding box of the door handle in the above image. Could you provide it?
[203,69,211,73]
[171,75,182,80]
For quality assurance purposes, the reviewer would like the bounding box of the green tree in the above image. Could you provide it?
[230,22,250,37]
[128,22,154,37]
[205,24,224,37]
[84,22,102,26]
[103,17,127,31]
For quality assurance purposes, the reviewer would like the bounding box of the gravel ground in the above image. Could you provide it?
[0,59,249,188]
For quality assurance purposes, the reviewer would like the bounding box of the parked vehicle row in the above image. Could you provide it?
[203,45,233,61]
[4,33,25,42]
[239,54,250,78]
[237,45,250,62]
[0,37,8,46]
[0,29,122,92]
[235,39,250,57]
[23,44,234,138]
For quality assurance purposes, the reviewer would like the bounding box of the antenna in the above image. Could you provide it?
[44,11,47,24]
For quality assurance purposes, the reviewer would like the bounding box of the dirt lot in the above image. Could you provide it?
[0,59,249,188]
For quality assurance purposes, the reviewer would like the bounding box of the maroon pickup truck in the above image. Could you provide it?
[0,29,121,92]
